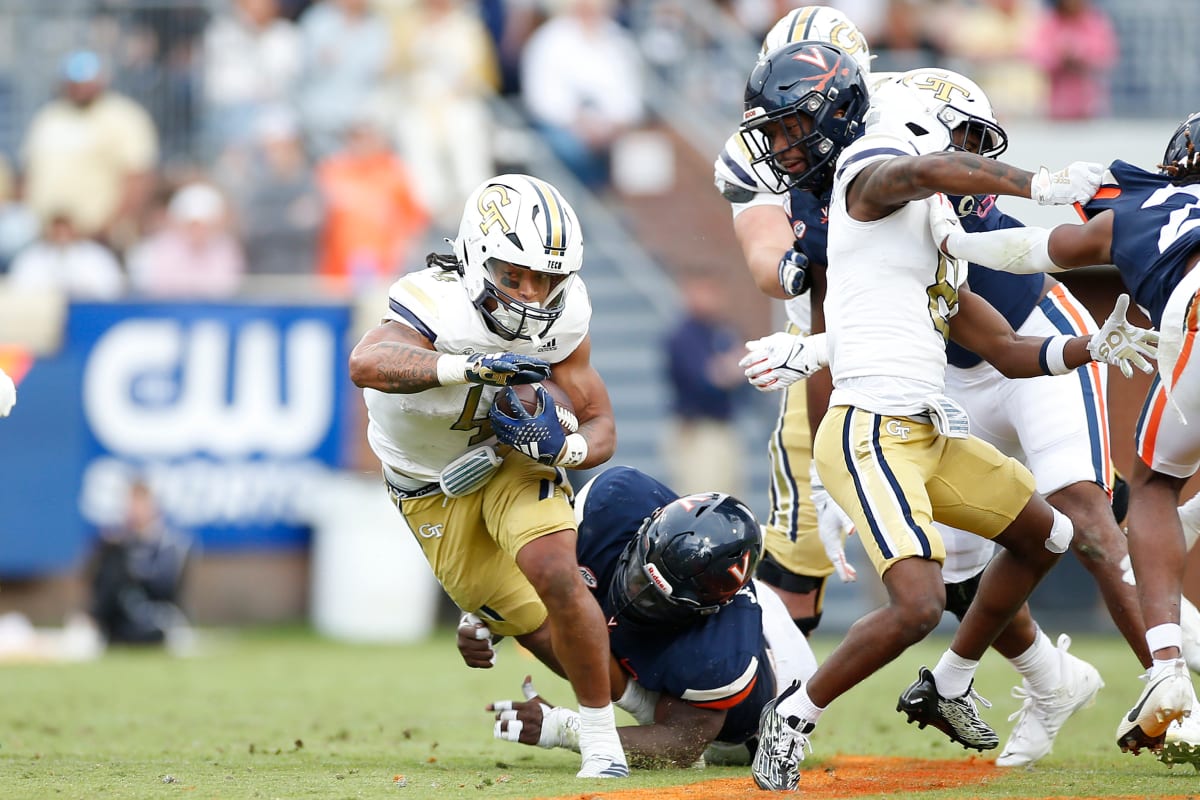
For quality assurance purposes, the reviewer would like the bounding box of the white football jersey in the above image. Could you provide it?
[713,131,812,334]
[364,266,591,483]
[825,133,967,416]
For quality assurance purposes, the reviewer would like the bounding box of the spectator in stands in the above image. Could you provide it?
[20,51,159,254]
[203,0,303,154]
[316,111,428,294]
[940,0,1045,120]
[0,155,39,274]
[1024,0,1118,120]
[126,182,245,298]
[7,213,125,300]
[520,0,644,191]
[388,0,500,231]
[88,479,192,647]
[228,109,323,278]
[296,0,391,158]
[868,0,946,74]
[661,271,748,499]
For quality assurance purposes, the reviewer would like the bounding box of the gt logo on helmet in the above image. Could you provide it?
[904,74,972,104]
[477,185,514,236]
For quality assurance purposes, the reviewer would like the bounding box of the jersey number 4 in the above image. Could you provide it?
[450,385,493,446]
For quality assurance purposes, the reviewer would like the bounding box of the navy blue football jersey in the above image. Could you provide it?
[1082,160,1200,327]
[945,194,1045,368]
[575,466,776,744]
[787,186,830,265]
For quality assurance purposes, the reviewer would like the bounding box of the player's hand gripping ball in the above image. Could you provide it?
[489,380,579,465]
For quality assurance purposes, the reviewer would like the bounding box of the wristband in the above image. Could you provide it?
[436,354,469,386]
[556,433,588,467]
[1038,335,1074,376]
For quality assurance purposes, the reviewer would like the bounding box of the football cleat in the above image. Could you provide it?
[898,667,999,750]
[751,680,814,791]
[996,634,1104,767]
[1158,713,1200,770]
[576,752,629,779]
[1116,659,1194,755]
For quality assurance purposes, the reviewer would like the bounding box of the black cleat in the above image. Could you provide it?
[897,667,999,751]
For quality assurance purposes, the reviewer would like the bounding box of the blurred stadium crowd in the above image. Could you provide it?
[0,0,1196,304]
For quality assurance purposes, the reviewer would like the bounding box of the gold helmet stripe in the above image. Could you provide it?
[525,176,569,256]
[791,6,818,43]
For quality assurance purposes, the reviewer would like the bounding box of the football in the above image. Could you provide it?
[493,380,579,433]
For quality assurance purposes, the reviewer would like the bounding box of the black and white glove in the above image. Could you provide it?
[1088,293,1159,378]
[489,385,567,465]
[1030,161,1105,206]
[778,242,811,297]
[438,351,551,387]
[739,332,828,391]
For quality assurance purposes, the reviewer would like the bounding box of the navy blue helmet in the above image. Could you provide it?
[740,41,870,193]
[1161,110,1200,183]
[608,492,763,628]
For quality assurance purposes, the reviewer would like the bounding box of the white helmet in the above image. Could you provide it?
[865,68,1008,158]
[760,6,872,77]
[453,173,583,341]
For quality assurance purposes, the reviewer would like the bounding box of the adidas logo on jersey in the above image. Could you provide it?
[537,338,558,353]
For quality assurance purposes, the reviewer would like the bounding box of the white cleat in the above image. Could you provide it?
[576,752,629,779]
[1158,713,1200,770]
[996,634,1104,767]
[1116,659,1194,755]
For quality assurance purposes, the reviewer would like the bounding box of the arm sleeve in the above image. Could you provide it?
[943,225,1064,275]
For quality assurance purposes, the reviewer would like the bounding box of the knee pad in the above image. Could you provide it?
[1046,507,1074,554]
[943,572,983,621]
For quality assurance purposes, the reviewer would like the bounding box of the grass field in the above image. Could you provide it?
[2,625,1198,800]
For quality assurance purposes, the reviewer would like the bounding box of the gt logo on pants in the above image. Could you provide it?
[885,420,911,440]
[418,523,444,539]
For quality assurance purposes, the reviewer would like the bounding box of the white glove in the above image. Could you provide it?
[1087,293,1160,378]
[492,677,581,750]
[928,193,963,257]
[1030,161,1105,206]
[739,332,828,391]
[811,461,857,582]
[0,368,15,417]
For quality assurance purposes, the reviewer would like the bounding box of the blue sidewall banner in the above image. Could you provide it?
[0,300,354,577]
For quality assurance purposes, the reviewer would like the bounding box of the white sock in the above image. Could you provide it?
[1147,622,1183,657]
[578,704,624,759]
[932,650,980,699]
[1151,657,1184,678]
[1008,629,1061,697]
[776,683,825,728]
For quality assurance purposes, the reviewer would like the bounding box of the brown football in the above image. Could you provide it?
[493,380,579,433]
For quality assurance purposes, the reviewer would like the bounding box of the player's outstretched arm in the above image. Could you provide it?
[849,152,1102,221]
[931,196,1115,275]
[954,287,1156,379]
[490,677,725,769]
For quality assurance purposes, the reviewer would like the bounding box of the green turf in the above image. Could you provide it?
[1,626,1197,799]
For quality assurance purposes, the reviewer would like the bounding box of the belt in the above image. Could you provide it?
[385,477,442,501]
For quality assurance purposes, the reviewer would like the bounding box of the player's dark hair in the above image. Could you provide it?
[426,251,462,274]
[1160,129,1200,186]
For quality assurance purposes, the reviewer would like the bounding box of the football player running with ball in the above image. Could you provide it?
[349,174,626,779]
